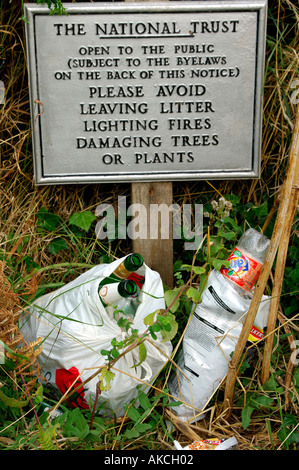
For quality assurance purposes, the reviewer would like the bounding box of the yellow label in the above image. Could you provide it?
[113,262,131,279]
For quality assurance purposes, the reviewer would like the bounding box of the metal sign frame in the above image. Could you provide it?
[25,1,267,185]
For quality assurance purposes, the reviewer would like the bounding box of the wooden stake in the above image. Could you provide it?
[260,156,299,383]
[223,104,299,419]
[131,182,174,288]
[126,0,174,288]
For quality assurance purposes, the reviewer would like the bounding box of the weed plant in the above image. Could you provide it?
[0,0,298,451]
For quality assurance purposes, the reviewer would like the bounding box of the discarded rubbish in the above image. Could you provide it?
[220,228,270,292]
[99,278,138,321]
[174,436,238,450]
[20,254,172,417]
[169,229,270,422]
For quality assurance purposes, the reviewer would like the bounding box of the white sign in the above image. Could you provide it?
[25,1,267,185]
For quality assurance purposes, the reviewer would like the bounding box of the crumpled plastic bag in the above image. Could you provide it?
[20,256,172,416]
[168,269,270,423]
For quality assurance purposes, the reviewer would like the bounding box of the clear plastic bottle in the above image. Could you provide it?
[220,228,269,293]
[168,229,270,422]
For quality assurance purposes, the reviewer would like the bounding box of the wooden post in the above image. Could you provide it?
[223,104,299,419]
[126,0,174,288]
[131,182,174,288]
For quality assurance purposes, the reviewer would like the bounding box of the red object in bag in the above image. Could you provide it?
[56,366,90,410]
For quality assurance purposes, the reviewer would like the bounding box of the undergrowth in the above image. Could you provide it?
[0,0,298,451]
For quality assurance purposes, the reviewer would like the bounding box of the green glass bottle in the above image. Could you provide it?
[98,253,145,291]
[111,253,143,280]
[98,279,137,307]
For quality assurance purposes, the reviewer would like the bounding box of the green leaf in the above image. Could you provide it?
[144,311,158,327]
[186,286,201,303]
[111,347,120,359]
[0,388,29,408]
[251,395,274,408]
[48,237,68,255]
[252,201,268,218]
[158,313,178,342]
[149,327,157,340]
[100,349,110,356]
[135,422,152,433]
[37,207,60,231]
[98,367,115,392]
[241,394,274,429]
[151,323,161,332]
[138,391,151,411]
[32,385,44,406]
[167,400,182,407]
[133,342,147,368]
[68,211,96,232]
[218,230,237,240]
[63,408,90,439]
[241,405,255,430]
[125,428,140,439]
[208,235,226,257]
[127,406,141,422]
[222,216,239,231]
[180,264,205,275]
[262,375,279,392]
[38,423,60,450]
[212,258,230,270]
[164,288,181,313]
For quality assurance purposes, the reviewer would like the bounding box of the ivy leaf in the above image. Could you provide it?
[68,211,96,232]
[218,230,237,240]
[48,237,68,255]
[37,207,60,231]
[212,258,230,270]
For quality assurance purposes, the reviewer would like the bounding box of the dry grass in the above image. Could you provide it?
[0,0,298,450]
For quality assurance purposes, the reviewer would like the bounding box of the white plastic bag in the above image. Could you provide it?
[20,256,172,416]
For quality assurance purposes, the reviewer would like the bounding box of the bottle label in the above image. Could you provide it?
[113,262,131,279]
[99,283,121,305]
[127,272,145,289]
[220,247,263,291]
[248,324,264,342]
